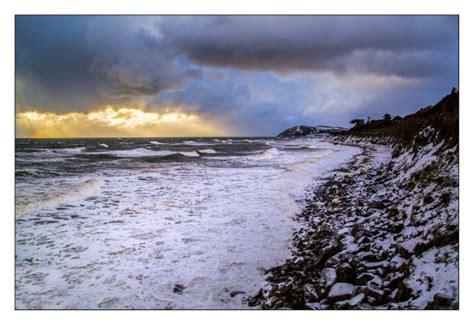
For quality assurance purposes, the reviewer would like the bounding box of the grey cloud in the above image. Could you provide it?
[184,67,204,79]
[16,16,186,111]
[158,16,458,78]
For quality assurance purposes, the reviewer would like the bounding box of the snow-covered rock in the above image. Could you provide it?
[277,125,346,138]
[327,283,355,303]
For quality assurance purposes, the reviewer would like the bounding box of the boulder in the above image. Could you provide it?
[320,268,337,289]
[383,272,406,289]
[327,283,356,304]
[336,262,356,282]
[333,293,366,310]
[355,272,377,286]
[314,240,342,268]
[303,284,319,303]
[425,293,456,309]
[360,284,385,305]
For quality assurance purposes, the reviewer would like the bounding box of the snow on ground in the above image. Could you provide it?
[256,133,458,309]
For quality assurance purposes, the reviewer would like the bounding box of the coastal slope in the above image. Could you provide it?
[252,91,459,309]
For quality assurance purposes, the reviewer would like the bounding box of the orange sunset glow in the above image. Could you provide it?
[16,106,227,138]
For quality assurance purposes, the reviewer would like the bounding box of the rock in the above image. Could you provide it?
[383,272,405,289]
[247,289,263,307]
[433,293,455,306]
[272,299,284,309]
[303,284,319,302]
[357,303,375,310]
[278,285,292,296]
[333,299,350,309]
[230,290,245,298]
[327,283,355,304]
[357,251,379,262]
[305,302,328,310]
[173,284,185,294]
[368,201,387,210]
[320,268,337,289]
[348,293,366,307]
[315,240,342,268]
[360,284,385,305]
[333,292,366,309]
[423,194,434,204]
[388,223,404,233]
[394,282,412,302]
[356,236,370,244]
[366,274,383,287]
[425,293,456,309]
[351,223,362,237]
[336,263,356,282]
[354,272,377,285]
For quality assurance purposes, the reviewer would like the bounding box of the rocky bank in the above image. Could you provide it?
[250,93,459,310]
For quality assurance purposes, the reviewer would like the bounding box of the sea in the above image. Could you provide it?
[15,136,361,309]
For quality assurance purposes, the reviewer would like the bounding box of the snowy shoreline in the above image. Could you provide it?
[251,135,458,309]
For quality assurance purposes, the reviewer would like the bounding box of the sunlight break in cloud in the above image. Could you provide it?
[16,107,226,138]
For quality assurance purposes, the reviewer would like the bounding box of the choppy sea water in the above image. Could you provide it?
[15,137,361,309]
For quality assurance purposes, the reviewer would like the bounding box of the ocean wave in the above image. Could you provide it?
[41,147,86,155]
[247,148,280,161]
[197,149,217,154]
[80,148,204,159]
[150,141,165,145]
[182,141,215,146]
[213,139,233,144]
[99,143,109,148]
[279,145,315,151]
[16,147,85,161]
[16,179,103,216]
[59,147,86,153]
[15,168,39,177]
[178,151,200,157]
[95,148,174,158]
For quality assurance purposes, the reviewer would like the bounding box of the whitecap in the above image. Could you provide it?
[103,148,174,158]
[16,179,103,216]
[49,147,86,154]
[182,141,215,146]
[247,148,280,161]
[178,151,200,157]
[197,149,217,154]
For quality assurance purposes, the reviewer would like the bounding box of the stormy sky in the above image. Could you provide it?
[15,16,458,137]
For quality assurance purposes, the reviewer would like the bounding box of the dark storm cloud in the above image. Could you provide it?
[158,16,458,78]
[16,16,184,111]
[16,16,104,111]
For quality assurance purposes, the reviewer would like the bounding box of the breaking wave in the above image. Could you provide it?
[16,179,103,216]
[247,148,280,161]
[197,149,217,154]
[178,151,200,157]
